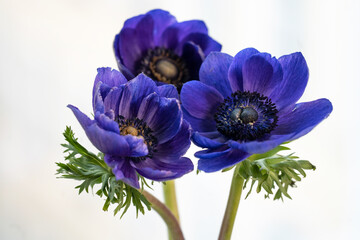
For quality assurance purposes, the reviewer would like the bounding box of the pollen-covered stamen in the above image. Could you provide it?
[137,47,189,90]
[214,91,278,141]
[117,116,158,161]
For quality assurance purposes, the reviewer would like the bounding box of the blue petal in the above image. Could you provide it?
[199,52,233,98]
[67,104,93,129]
[118,74,157,119]
[161,20,208,50]
[177,33,221,57]
[242,53,283,96]
[94,111,120,134]
[123,13,145,29]
[103,86,124,116]
[157,84,179,99]
[147,9,177,45]
[133,14,155,53]
[132,156,193,181]
[268,52,309,112]
[182,107,217,132]
[105,155,140,188]
[191,132,225,148]
[173,20,208,41]
[92,81,109,113]
[68,105,131,156]
[273,98,333,140]
[123,135,149,157]
[228,48,259,92]
[113,34,136,80]
[93,68,127,95]
[198,149,250,172]
[118,28,144,73]
[181,42,204,80]
[154,120,191,161]
[195,147,231,159]
[228,135,291,154]
[181,81,223,119]
[137,93,182,144]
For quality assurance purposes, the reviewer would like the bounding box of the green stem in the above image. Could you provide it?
[142,190,184,240]
[163,180,180,240]
[218,164,245,240]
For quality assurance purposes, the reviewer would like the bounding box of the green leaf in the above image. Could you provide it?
[236,143,316,200]
[56,126,152,218]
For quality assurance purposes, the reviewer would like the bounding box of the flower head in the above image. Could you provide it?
[113,9,221,91]
[68,68,193,188]
[180,48,332,172]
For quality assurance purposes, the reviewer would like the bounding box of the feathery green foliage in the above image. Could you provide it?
[225,144,316,200]
[56,127,151,218]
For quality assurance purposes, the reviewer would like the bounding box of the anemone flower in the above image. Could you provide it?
[180,48,332,172]
[113,9,221,91]
[68,68,193,188]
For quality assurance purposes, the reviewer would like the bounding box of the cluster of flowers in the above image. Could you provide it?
[69,9,332,189]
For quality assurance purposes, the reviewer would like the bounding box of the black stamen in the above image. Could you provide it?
[214,91,278,141]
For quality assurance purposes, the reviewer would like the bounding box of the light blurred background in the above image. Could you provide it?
[0,0,358,239]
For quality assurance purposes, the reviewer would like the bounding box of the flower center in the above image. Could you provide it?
[230,107,259,124]
[137,47,189,90]
[117,116,158,161]
[214,91,278,141]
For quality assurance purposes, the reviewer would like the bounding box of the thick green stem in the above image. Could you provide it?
[218,164,245,240]
[163,180,180,240]
[142,190,184,240]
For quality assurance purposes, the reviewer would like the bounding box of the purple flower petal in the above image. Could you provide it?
[161,20,208,50]
[67,104,93,129]
[137,93,182,144]
[157,84,179,99]
[199,52,233,98]
[182,107,217,132]
[133,14,155,53]
[118,16,156,74]
[154,120,191,161]
[105,155,140,189]
[268,52,309,112]
[94,111,120,134]
[191,132,225,148]
[181,81,224,119]
[195,147,231,159]
[132,157,193,181]
[147,9,177,45]
[228,135,291,154]
[68,105,131,156]
[123,135,149,157]
[198,149,250,172]
[177,33,221,57]
[273,98,333,140]
[242,53,283,96]
[92,81,110,114]
[181,42,204,80]
[103,86,124,116]
[228,48,259,92]
[118,74,157,119]
[93,68,127,95]
[117,28,142,73]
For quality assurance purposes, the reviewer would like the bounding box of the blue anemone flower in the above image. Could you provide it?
[113,9,221,91]
[180,48,333,172]
[68,68,193,188]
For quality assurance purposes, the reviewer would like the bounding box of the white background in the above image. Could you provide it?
[0,0,359,239]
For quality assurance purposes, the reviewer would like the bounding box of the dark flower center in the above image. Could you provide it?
[117,115,158,161]
[137,47,189,90]
[214,91,278,141]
